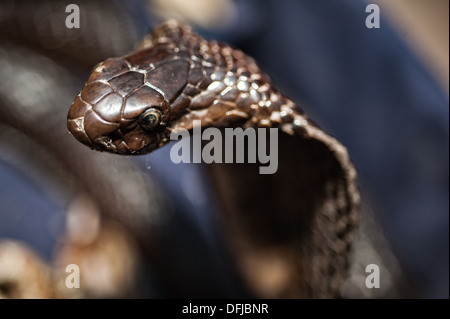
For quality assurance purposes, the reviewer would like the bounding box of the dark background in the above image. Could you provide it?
[0,0,448,298]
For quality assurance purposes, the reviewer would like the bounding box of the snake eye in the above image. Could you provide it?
[139,108,162,131]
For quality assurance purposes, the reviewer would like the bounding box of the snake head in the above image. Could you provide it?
[67,55,178,155]
[67,17,196,156]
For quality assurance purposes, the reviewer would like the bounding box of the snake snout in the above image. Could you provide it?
[67,91,121,150]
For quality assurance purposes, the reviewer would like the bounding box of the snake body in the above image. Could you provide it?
[68,20,359,298]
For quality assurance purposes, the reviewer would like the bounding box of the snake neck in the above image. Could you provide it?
[158,53,308,138]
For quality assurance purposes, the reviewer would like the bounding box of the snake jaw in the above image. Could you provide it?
[67,101,166,156]
[93,136,116,152]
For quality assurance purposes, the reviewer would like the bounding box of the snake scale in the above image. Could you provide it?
[67,20,359,298]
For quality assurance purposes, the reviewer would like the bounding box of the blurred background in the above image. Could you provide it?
[0,0,448,298]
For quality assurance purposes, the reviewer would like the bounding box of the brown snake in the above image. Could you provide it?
[67,20,359,298]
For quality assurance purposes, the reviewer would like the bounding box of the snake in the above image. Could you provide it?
[67,20,359,298]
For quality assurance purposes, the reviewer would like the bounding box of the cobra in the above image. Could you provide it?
[67,20,359,298]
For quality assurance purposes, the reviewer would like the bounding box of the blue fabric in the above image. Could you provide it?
[0,160,65,261]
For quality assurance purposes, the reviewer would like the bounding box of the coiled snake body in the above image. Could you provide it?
[67,20,359,298]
